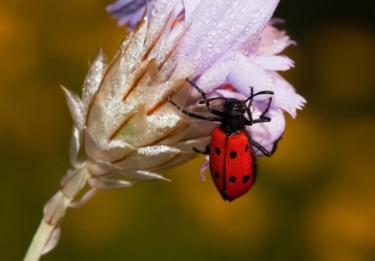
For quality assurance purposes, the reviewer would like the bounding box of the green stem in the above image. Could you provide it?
[24,166,90,260]
[24,220,54,261]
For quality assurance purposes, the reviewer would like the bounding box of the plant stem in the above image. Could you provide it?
[24,166,90,260]
[24,219,54,261]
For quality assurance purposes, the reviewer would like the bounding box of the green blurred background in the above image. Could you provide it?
[1,1,375,260]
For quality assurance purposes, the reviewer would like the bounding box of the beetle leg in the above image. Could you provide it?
[251,135,282,157]
[250,97,273,124]
[193,144,210,155]
[251,140,272,157]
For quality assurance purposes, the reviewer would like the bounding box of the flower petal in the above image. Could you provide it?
[271,72,306,118]
[182,0,200,21]
[247,107,285,155]
[199,160,209,181]
[253,55,294,71]
[107,0,150,29]
[146,0,183,45]
[258,24,296,55]
[227,52,275,97]
[190,51,234,98]
[174,0,279,78]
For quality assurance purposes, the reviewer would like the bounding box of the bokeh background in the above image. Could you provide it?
[1,1,375,260]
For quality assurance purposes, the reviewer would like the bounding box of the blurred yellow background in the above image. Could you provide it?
[1,1,375,260]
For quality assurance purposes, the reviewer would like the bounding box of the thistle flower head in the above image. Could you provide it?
[107,0,305,155]
[61,0,306,210]
[35,0,305,256]
[63,0,307,188]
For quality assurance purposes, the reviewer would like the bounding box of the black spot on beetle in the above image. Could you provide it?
[229,176,236,182]
[230,151,237,159]
[242,175,251,183]
[215,147,221,155]
[214,171,220,178]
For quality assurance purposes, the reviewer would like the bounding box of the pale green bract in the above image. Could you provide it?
[25,17,211,260]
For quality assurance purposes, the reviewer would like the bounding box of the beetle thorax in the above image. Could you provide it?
[221,99,247,136]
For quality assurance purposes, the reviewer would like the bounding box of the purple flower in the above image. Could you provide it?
[61,0,306,236]
[26,1,305,259]
[107,0,155,29]
[63,0,306,228]
[125,0,304,151]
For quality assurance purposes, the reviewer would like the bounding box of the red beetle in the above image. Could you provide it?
[168,79,278,201]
